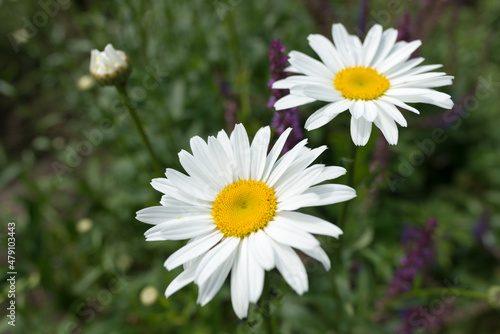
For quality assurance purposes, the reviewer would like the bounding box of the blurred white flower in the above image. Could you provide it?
[140,286,159,306]
[76,218,93,233]
[137,124,356,319]
[89,43,131,85]
[12,28,30,44]
[273,23,454,146]
[77,75,95,91]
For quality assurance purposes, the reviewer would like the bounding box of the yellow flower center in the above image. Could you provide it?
[212,179,277,238]
[334,66,390,101]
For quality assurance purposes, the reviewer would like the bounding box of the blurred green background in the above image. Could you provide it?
[1,0,499,333]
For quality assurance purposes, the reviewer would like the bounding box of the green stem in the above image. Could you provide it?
[337,142,358,233]
[261,273,274,334]
[334,142,358,268]
[332,143,357,333]
[387,288,488,308]
[115,85,162,175]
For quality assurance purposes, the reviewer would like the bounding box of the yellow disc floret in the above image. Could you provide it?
[334,66,390,101]
[212,179,277,238]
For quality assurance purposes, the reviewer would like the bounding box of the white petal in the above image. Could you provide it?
[261,128,292,182]
[250,126,271,181]
[350,100,365,119]
[376,40,422,73]
[379,96,420,114]
[197,250,235,306]
[230,124,251,180]
[363,100,378,122]
[385,57,425,79]
[312,166,347,185]
[216,129,238,181]
[371,28,398,68]
[277,184,356,211]
[285,65,300,73]
[374,109,399,145]
[288,50,334,79]
[207,136,234,186]
[275,211,343,239]
[271,240,308,295]
[397,64,443,77]
[151,178,212,208]
[195,237,240,285]
[274,151,326,194]
[332,23,356,67]
[272,75,331,89]
[136,205,210,225]
[145,226,215,242]
[231,242,250,319]
[248,252,265,303]
[304,101,349,130]
[396,77,453,89]
[178,150,219,193]
[301,184,357,206]
[144,216,215,241]
[301,246,331,270]
[164,231,224,270]
[307,34,345,72]
[301,84,344,102]
[373,99,407,127]
[385,88,453,109]
[248,230,275,270]
[274,94,316,110]
[361,24,383,67]
[266,139,308,187]
[165,259,200,298]
[166,168,213,201]
[265,218,320,250]
[276,164,325,201]
[350,116,373,146]
[390,72,450,86]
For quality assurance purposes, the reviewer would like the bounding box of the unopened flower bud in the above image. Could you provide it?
[89,43,131,86]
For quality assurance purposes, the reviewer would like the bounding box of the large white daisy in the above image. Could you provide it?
[136,124,356,319]
[272,23,454,146]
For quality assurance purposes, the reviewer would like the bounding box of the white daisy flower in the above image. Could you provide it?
[136,124,356,319]
[272,23,454,146]
[90,43,131,85]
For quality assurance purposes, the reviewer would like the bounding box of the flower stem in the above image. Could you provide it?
[115,84,162,175]
[261,274,274,333]
[337,143,358,233]
[335,143,358,267]
[331,143,358,333]
[386,287,488,309]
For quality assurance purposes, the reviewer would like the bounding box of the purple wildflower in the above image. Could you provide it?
[387,218,438,298]
[398,298,455,333]
[224,100,238,132]
[473,209,491,242]
[268,39,303,152]
[215,72,238,131]
[357,0,370,36]
[397,11,413,42]
[375,218,438,319]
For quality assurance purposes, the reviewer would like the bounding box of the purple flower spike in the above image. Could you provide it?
[397,11,413,42]
[268,39,303,153]
[376,218,438,317]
